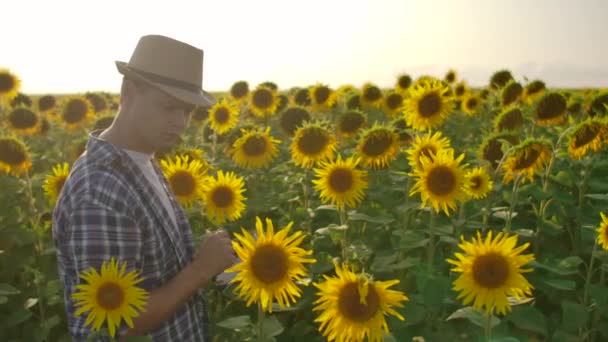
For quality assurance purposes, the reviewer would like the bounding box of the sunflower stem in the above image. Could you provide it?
[484,310,493,341]
[504,174,522,234]
[427,210,436,274]
[583,242,598,307]
[339,207,348,262]
[211,130,218,163]
[257,302,265,341]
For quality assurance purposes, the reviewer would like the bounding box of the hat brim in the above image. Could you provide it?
[115,61,216,107]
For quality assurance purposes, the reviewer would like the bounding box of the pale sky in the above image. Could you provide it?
[3,0,607,94]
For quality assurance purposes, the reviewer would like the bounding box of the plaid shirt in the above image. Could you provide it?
[52,130,208,341]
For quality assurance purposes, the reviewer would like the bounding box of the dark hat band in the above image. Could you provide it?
[128,66,202,93]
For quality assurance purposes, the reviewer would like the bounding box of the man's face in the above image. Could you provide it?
[126,83,195,153]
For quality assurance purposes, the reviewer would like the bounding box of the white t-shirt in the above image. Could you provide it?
[122,148,179,230]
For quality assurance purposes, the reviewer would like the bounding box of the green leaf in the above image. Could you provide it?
[561,301,588,333]
[490,338,520,342]
[446,306,501,328]
[0,296,7,304]
[543,278,576,290]
[348,212,394,224]
[1,308,32,328]
[557,256,583,269]
[551,330,579,342]
[314,204,337,211]
[262,315,284,337]
[585,193,608,201]
[418,274,451,307]
[0,283,21,296]
[216,315,253,330]
[506,305,547,336]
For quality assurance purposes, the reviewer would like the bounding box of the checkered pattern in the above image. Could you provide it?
[52,131,208,341]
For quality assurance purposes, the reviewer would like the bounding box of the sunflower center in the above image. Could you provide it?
[295,89,312,106]
[340,113,365,133]
[297,129,328,155]
[398,76,412,89]
[418,93,442,118]
[214,107,230,124]
[502,83,523,106]
[466,98,479,110]
[0,73,15,92]
[419,146,437,163]
[170,171,196,197]
[192,107,209,121]
[314,87,330,104]
[472,252,510,288]
[329,168,354,193]
[211,186,234,208]
[253,89,273,109]
[280,108,310,135]
[498,109,523,131]
[250,244,288,284]
[363,87,382,102]
[0,139,27,165]
[470,176,482,190]
[243,136,268,156]
[426,166,456,196]
[446,73,456,83]
[231,82,248,99]
[386,94,403,110]
[63,100,88,124]
[455,86,466,97]
[9,108,38,129]
[362,132,392,157]
[38,95,57,112]
[536,94,566,119]
[96,282,125,310]
[514,148,540,170]
[338,282,380,322]
[346,95,361,110]
[55,177,67,194]
[574,125,600,148]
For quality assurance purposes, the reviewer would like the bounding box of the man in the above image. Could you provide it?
[52,35,236,341]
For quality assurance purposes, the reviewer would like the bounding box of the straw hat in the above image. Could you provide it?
[116,35,216,107]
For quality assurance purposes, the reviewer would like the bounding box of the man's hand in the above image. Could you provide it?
[192,230,237,285]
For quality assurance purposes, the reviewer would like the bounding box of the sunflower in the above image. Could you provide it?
[85,92,108,114]
[406,131,452,171]
[248,85,279,117]
[523,80,546,104]
[38,95,57,113]
[489,70,514,90]
[444,69,458,84]
[279,106,311,136]
[355,124,400,169]
[293,88,312,107]
[201,170,246,225]
[453,81,468,99]
[6,107,40,135]
[208,98,239,134]
[190,106,209,124]
[37,117,51,136]
[160,155,207,207]
[0,137,32,176]
[230,80,250,103]
[479,132,520,169]
[291,121,337,168]
[232,127,280,169]
[534,92,567,126]
[312,155,368,209]
[568,117,607,159]
[336,84,357,98]
[276,94,289,113]
[402,79,454,131]
[42,162,70,205]
[382,90,404,117]
[72,258,148,338]
[0,69,21,104]
[345,93,362,110]
[360,83,383,108]
[172,147,207,166]
[260,81,278,90]
[395,74,412,93]
[409,149,468,216]
[446,230,535,315]
[225,217,316,312]
[502,139,552,183]
[588,91,608,117]
[494,107,524,132]
[93,115,115,131]
[61,97,94,131]
[463,167,493,200]
[596,213,608,250]
[462,94,481,116]
[10,93,32,108]
[313,262,408,342]
[309,83,337,111]
[567,99,583,117]
[337,110,367,138]
[391,117,414,146]
[500,81,523,107]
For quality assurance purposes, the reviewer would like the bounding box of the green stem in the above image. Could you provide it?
[339,207,348,262]
[583,242,598,306]
[484,310,493,341]
[504,175,522,233]
[427,211,436,274]
[257,302,265,341]
[24,171,46,323]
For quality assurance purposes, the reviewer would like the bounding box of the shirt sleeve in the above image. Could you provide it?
[57,195,144,341]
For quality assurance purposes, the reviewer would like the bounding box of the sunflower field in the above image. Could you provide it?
[1,68,608,342]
